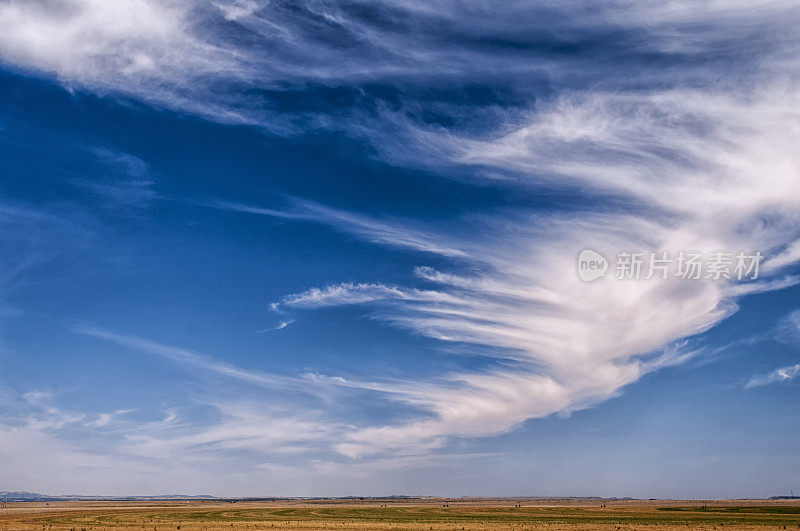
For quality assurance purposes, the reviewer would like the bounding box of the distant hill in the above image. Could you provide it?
[0,492,48,502]
[0,492,216,502]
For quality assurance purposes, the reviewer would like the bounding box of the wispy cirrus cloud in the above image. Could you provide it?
[86,408,136,429]
[746,364,800,388]
[742,309,800,388]
[119,401,341,460]
[207,198,467,257]
[259,84,800,456]
[3,0,798,135]
[0,378,504,494]
[75,326,301,390]
[0,198,102,304]
[0,385,349,493]
[72,148,157,209]
[194,82,800,458]
[256,319,296,333]
[73,326,421,407]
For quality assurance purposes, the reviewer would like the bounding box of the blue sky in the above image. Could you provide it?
[0,0,799,498]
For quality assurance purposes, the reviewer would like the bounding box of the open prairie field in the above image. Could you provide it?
[2,498,800,531]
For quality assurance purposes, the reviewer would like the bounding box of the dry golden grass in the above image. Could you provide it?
[2,498,799,530]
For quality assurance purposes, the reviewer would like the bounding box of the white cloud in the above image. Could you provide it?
[72,148,157,209]
[763,240,800,274]
[453,90,800,221]
[267,85,800,456]
[280,282,411,308]
[0,382,505,494]
[21,391,52,405]
[746,363,800,388]
[0,198,101,308]
[0,388,342,494]
[3,0,797,132]
[86,409,136,429]
[256,319,296,333]
[209,199,467,257]
[0,0,234,93]
[120,401,339,460]
[75,326,302,390]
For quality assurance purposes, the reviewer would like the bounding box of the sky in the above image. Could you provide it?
[0,0,799,498]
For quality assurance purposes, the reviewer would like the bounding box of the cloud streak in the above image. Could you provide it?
[262,85,800,456]
[746,364,800,388]
[208,198,468,257]
[75,327,300,390]
[71,148,157,209]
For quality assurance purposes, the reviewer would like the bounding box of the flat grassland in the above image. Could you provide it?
[2,498,799,530]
